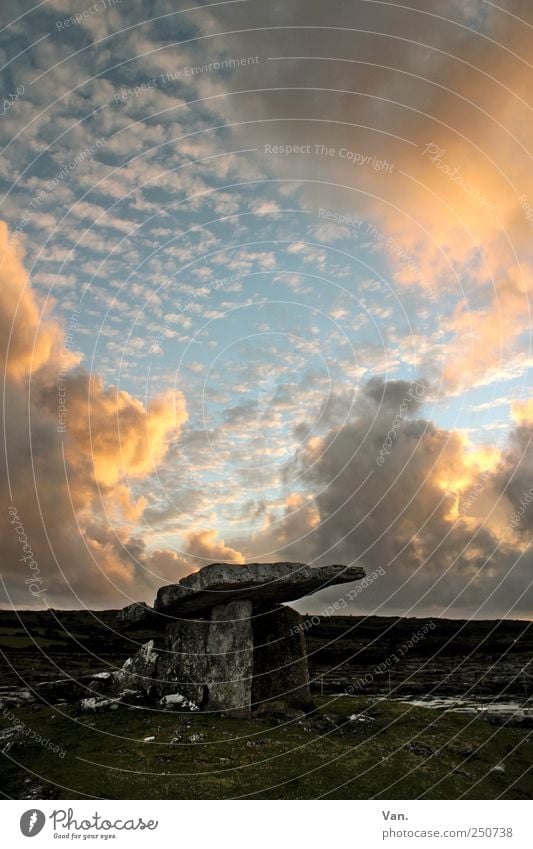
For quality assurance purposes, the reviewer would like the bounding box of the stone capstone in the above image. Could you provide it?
[154,561,365,616]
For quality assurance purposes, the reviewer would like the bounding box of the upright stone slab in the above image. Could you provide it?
[251,605,312,713]
[157,617,211,707]
[115,600,254,717]
[206,600,253,717]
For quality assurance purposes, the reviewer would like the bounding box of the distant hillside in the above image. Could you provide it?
[304,615,533,698]
[1,609,531,699]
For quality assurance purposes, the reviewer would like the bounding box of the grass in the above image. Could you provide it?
[0,636,69,649]
[1,697,532,800]
[0,627,65,650]
[0,627,102,651]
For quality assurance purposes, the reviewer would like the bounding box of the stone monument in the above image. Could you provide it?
[114,561,365,717]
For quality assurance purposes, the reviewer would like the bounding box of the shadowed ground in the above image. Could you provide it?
[1,696,532,800]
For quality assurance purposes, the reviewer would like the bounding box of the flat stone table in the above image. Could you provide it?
[115,562,365,717]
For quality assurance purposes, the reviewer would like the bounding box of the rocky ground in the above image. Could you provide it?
[1,609,531,699]
[305,615,533,700]
[1,610,531,799]
[1,695,532,800]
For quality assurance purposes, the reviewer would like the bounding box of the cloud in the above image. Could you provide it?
[247,378,532,618]
[0,221,189,608]
[493,394,533,535]
[0,223,79,380]
[39,370,187,490]
[2,4,532,619]
[512,396,533,426]
[197,0,533,390]
[183,529,245,567]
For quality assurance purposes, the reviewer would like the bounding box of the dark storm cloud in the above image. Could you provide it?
[250,377,532,618]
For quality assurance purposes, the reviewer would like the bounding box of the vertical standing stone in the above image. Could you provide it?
[251,605,313,713]
[159,617,210,707]
[206,600,254,717]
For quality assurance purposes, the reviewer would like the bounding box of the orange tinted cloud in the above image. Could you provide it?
[46,371,187,489]
[206,0,533,390]
[0,220,189,607]
[184,529,245,565]
[0,222,80,379]
[512,396,533,425]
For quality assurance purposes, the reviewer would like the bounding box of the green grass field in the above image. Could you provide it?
[1,697,531,800]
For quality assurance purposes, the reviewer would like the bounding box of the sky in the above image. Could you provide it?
[0,0,532,618]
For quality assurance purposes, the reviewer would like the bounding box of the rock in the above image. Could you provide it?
[119,603,311,717]
[79,696,120,712]
[113,640,160,698]
[348,713,374,723]
[25,783,45,799]
[34,679,85,704]
[155,617,210,710]
[251,605,313,713]
[134,600,254,716]
[155,562,365,615]
[0,689,35,709]
[205,600,254,716]
[21,673,116,706]
[143,736,155,742]
[117,561,365,718]
[87,672,116,696]
[1,726,22,752]
[309,713,341,732]
[159,693,199,711]
[160,693,185,706]
[116,601,152,625]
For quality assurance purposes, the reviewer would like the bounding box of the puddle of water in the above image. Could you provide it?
[398,696,533,720]
[331,692,533,720]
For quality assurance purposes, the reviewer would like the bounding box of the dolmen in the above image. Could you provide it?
[113,561,365,717]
